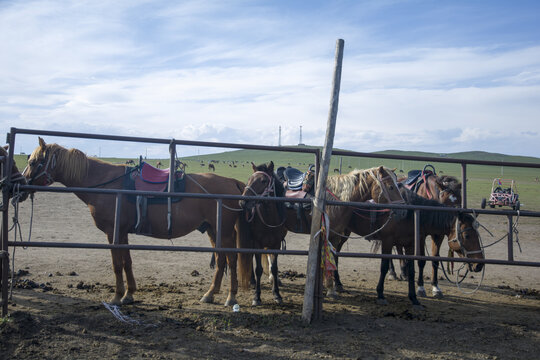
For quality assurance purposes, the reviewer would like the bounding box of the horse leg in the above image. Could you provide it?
[387,254,398,281]
[376,243,392,305]
[270,254,283,304]
[416,258,427,297]
[200,251,227,304]
[106,233,127,305]
[268,254,282,286]
[224,234,239,306]
[333,233,346,293]
[431,235,444,298]
[252,254,263,306]
[120,247,136,305]
[405,247,423,309]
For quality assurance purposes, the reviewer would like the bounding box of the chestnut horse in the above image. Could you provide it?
[283,166,405,237]
[345,186,483,308]
[23,138,249,306]
[238,161,288,306]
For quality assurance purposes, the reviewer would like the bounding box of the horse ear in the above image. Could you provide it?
[251,162,257,172]
[392,167,397,172]
[39,137,47,149]
[268,161,274,172]
[3,145,8,150]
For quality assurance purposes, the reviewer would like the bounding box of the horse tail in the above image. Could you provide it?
[236,209,253,290]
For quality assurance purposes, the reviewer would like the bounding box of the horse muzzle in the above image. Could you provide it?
[469,262,483,273]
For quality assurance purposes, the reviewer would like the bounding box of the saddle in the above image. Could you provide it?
[401,165,436,194]
[277,166,313,232]
[124,162,186,235]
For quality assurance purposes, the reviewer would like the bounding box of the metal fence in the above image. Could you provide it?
[2,127,540,316]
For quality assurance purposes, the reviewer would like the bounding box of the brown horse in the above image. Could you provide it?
[1,145,29,201]
[345,186,483,308]
[238,161,288,306]
[23,138,249,306]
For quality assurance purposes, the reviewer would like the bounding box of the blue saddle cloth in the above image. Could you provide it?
[284,167,305,191]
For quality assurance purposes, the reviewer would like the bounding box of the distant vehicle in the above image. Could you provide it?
[481,178,520,210]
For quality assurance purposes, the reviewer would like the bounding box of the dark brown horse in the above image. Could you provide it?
[1,145,29,201]
[23,138,249,306]
[345,186,483,308]
[238,161,288,306]
[395,172,463,297]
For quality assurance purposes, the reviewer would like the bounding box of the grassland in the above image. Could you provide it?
[13,148,540,211]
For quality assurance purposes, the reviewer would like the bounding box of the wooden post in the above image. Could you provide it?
[302,39,344,323]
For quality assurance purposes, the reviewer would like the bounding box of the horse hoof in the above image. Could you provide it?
[412,304,425,311]
[335,284,345,293]
[417,288,427,297]
[387,273,398,281]
[252,299,262,306]
[224,299,237,307]
[376,298,388,305]
[200,295,213,304]
[274,297,283,305]
[120,295,134,305]
[432,290,444,299]
[327,290,338,299]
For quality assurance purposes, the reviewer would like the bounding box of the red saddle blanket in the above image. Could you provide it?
[133,162,184,193]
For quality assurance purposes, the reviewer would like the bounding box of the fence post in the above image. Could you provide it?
[113,193,123,244]
[302,39,344,323]
[461,163,467,209]
[167,140,176,237]
[1,132,15,316]
[507,215,514,261]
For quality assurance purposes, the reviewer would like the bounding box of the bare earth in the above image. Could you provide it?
[2,190,540,359]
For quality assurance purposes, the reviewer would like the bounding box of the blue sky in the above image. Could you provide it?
[2,0,540,158]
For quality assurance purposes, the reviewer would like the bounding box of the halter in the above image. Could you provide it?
[447,218,484,258]
[23,148,56,186]
[244,171,286,228]
[244,171,275,198]
[373,171,404,204]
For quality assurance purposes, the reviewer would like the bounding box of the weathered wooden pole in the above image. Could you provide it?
[302,39,344,323]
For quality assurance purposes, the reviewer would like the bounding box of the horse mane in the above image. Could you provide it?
[46,143,90,184]
[326,166,391,201]
[400,187,455,230]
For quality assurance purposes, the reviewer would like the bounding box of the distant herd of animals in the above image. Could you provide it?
[14,138,485,312]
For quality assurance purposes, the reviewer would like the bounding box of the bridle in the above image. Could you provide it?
[373,170,405,204]
[448,218,484,258]
[23,148,56,186]
[244,171,274,198]
[243,171,285,228]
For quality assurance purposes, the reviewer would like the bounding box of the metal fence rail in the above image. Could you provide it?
[2,127,540,317]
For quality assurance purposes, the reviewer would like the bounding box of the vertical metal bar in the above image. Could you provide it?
[113,193,123,245]
[215,199,223,249]
[460,163,467,209]
[1,160,8,317]
[414,209,421,256]
[167,140,176,236]
[507,215,514,262]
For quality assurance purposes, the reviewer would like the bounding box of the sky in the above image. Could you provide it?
[1,0,540,159]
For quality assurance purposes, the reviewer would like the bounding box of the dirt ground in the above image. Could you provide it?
[1,190,539,360]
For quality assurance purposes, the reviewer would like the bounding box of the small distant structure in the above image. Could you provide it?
[298,125,305,146]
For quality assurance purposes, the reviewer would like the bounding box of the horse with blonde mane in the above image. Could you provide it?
[23,138,249,306]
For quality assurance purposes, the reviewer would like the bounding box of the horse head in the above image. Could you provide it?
[367,166,404,204]
[0,145,29,202]
[239,161,278,211]
[23,137,88,187]
[435,175,462,207]
[448,213,484,272]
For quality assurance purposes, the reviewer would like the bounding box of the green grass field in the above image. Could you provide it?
[13,148,540,211]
